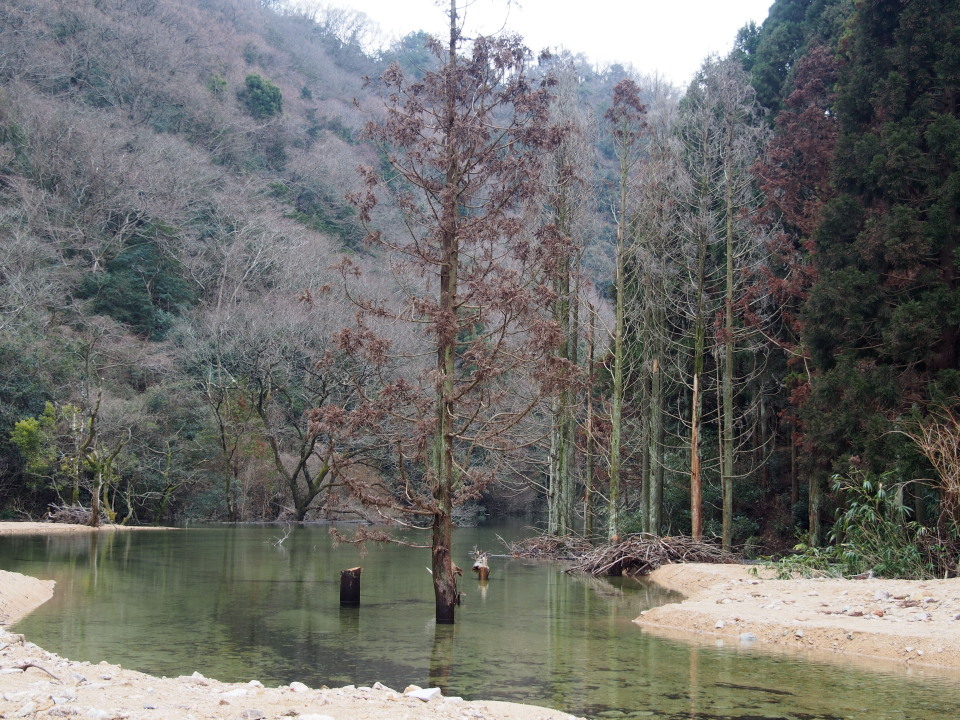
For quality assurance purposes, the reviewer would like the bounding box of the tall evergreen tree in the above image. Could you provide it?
[802,0,960,537]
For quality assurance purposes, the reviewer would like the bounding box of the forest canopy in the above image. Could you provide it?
[0,0,957,580]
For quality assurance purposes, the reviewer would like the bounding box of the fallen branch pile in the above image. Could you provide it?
[500,533,593,560]
[569,533,740,577]
[46,504,92,525]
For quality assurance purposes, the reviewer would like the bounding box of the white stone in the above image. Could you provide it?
[794,629,804,638]
[714,620,725,629]
[13,702,36,718]
[221,688,248,697]
[289,682,310,693]
[739,633,758,645]
[247,680,264,688]
[407,687,443,702]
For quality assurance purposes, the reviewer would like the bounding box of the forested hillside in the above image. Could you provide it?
[1,0,957,578]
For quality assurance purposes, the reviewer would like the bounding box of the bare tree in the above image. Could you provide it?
[542,59,592,536]
[341,0,561,623]
[603,78,647,541]
[671,57,770,549]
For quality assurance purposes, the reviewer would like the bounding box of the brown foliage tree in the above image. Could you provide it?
[339,1,563,623]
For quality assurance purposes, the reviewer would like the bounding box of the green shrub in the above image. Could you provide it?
[769,469,933,579]
[76,236,195,340]
[238,74,282,120]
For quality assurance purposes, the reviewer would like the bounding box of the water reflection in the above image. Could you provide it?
[3,526,960,719]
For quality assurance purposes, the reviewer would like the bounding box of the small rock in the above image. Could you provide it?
[794,629,804,638]
[403,685,422,694]
[714,620,724,629]
[739,633,758,645]
[372,681,390,691]
[917,649,924,656]
[289,682,310,693]
[443,696,464,703]
[407,687,443,702]
[874,590,891,601]
[905,646,914,653]
[143,704,157,710]
[239,710,266,720]
[14,702,36,718]
[0,668,25,674]
[221,688,247,698]
[247,680,264,688]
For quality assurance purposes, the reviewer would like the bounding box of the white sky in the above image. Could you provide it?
[305,0,773,88]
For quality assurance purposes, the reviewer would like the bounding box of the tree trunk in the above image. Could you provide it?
[649,357,664,534]
[429,0,461,625]
[609,231,625,541]
[584,306,597,540]
[691,373,702,541]
[721,134,736,552]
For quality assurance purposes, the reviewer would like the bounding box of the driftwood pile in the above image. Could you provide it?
[502,533,594,560]
[46,504,93,524]
[569,533,741,577]
[502,531,740,577]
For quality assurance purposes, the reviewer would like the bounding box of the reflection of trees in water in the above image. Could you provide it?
[429,623,456,693]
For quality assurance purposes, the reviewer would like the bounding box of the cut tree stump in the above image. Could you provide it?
[472,554,489,581]
[340,567,362,606]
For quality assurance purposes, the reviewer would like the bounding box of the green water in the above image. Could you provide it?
[2,525,959,719]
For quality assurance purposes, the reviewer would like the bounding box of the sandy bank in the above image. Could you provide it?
[0,523,582,720]
[636,563,960,674]
[0,521,173,536]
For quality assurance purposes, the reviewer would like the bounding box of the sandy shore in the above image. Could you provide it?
[637,562,960,674]
[0,523,581,720]
[0,521,174,536]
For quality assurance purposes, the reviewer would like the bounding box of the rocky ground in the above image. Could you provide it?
[637,563,960,674]
[0,629,576,720]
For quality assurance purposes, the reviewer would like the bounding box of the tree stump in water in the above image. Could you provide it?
[472,554,489,581]
[340,567,362,606]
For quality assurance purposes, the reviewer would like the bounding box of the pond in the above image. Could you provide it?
[2,525,960,719]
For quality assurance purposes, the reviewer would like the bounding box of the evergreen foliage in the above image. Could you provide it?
[239,74,283,119]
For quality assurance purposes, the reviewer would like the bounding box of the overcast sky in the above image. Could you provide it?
[302,0,773,88]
